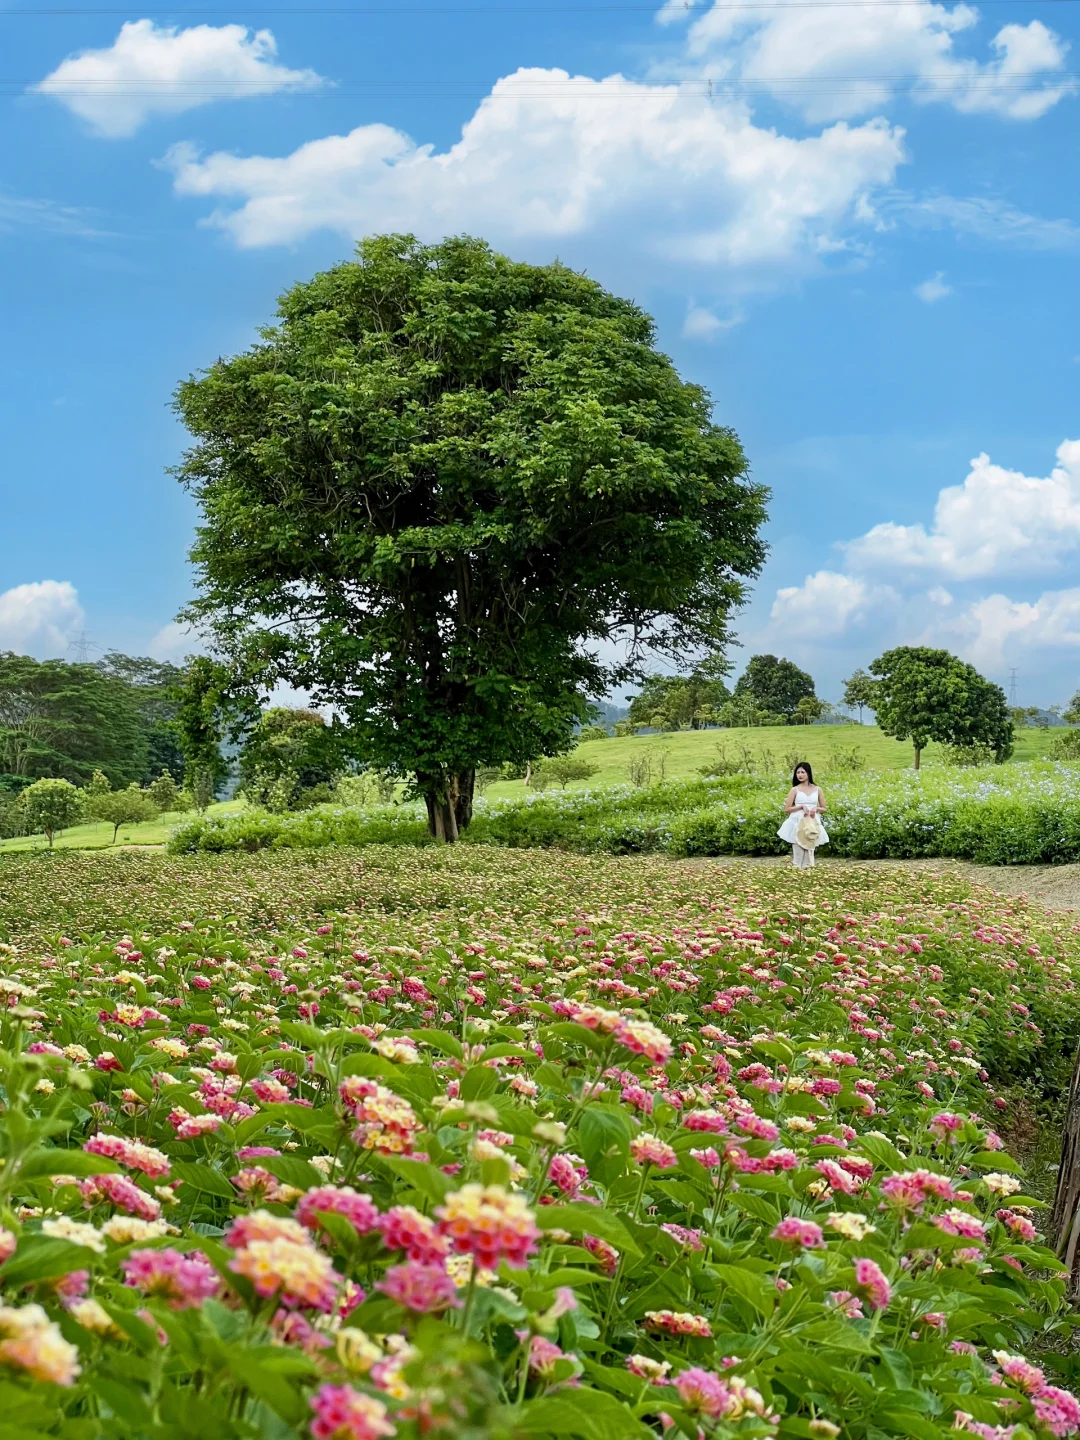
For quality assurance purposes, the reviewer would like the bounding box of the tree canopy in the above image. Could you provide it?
[842,668,879,724]
[175,234,768,839]
[0,653,148,788]
[732,655,816,723]
[627,656,731,731]
[869,646,1013,769]
[238,707,341,797]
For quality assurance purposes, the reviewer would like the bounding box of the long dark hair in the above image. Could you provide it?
[791,761,814,785]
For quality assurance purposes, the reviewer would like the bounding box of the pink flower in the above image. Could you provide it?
[84,1134,170,1179]
[80,1173,161,1221]
[0,1230,16,1265]
[644,1310,712,1337]
[674,1368,734,1420]
[548,1154,587,1197]
[526,1336,569,1376]
[377,1263,460,1313]
[996,1209,1038,1243]
[772,1217,824,1249]
[928,1111,965,1142]
[436,1185,539,1269]
[815,1159,862,1194]
[614,1018,672,1063]
[378,1206,448,1264]
[309,1383,395,1440]
[297,1186,380,1237]
[122,1248,220,1310]
[167,1108,221,1141]
[828,1289,864,1319]
[1032,1385,1080,1437]
[932,1209,986,1243]
[735,1114,779,1141]
[853,1258,891,1310]
[250,1078,292,1104]
[630,1135,678,1170]
[992,1352,1045,1394]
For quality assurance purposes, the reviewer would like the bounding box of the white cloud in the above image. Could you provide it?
[951,588,1080,671]
[35,20,323,138]
[0,581,84,658]
[844,440,1080,580]
[914,271,952,302]
[682,304,742,339]
[166,66,905,268]
[0,190,108,238]
[147,620,200,662]
[769,569,900,639]
[895,192,1080,250]
[683,0,1073,123]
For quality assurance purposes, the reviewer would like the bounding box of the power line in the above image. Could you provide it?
[1008,667,1019,707]
[67,631,102,663]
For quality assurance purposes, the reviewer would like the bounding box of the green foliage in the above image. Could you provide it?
[85,769,111,797]
[870,646,1014,769]
[94,652,187,785]
[1065,691,1080,726]
[85,783,160,844]
[238,707,340,798]
[0,652,149,787]
[174,233,767,841]
[534,755,600,788]
[19,776,83,847]
[842,667,879,722]
[942,741,997,768]
[576,724,610,742]
[147,769,182,811]
[173,657,255,810]
[1051,728,1080,760]
[733,654,817,722]
[627,659,731,732]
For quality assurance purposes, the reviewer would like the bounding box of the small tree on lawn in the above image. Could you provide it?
[842,669,878,724]
[20,778,82,848]
[173,234,767,842]
[869,646,1013,770]
[148,770,181,812]
[88,785,159,845]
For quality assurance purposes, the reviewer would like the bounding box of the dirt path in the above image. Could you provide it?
[683,855,1080,912]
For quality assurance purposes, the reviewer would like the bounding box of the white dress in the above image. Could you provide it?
[778,786,829,845]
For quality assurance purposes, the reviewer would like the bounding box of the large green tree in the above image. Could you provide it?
[0,653,147,787]
[627,660,730,731]
[95,653,186,784]
[842,668,879,724]
[869,646,1013,769]
[733,654,816,723]
[174,235,768,840]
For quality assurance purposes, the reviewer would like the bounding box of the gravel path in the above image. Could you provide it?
[683,855,1080,912]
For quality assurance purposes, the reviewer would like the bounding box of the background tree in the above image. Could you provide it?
[86,784,159,845]
[238,708,340,797]
[173,657,252,811]
[1065,690,1080,726]
[95,653,186,784]
[842,668,878,724]
[794,695,825,725]
[733,655,816,724]
[20,777,82,848]
[0,654,147,786]
[869,646,1013,770]
[148,770,181,812]
[175,234,767,842]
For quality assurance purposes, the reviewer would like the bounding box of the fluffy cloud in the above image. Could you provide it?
[677,0,1073,123]
[759,440,1080,682]
[0,581,84,658]
[914,271,952,302]
[165,67,904,267]
[35,20,322,138]
[844,440,1080,579]
[769,570,900,639]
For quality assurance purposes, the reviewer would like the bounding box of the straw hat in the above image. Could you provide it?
[796,813,822,848]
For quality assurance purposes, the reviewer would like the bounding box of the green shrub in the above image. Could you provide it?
[537,755,600,787]
[576,724,610,742]
[1050,728,1080,760]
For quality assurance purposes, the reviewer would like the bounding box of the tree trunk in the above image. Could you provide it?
[419,769,475,842]
[913,746,921,771]
[1053,1042,1080,1288]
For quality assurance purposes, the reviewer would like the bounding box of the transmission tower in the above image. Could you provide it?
[67,631,102,664]
[1008,668,1019,707]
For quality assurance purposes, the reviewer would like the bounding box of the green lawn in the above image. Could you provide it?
[0,799,246,854]
[1,723,1061,851]
[480,722,1059,801]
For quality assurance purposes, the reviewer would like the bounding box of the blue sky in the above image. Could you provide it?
[2,0,1079,706]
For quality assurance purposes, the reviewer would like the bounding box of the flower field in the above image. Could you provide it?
[1,845,1080,1438]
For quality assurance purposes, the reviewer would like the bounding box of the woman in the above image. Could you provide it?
[778,762,828,870]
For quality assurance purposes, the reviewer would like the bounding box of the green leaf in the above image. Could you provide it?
[2,1236,99,1287]
[796,1319,876,1353]
[535,1203,642,1259]
[541,1022,611,1055]
[460,1065,499,1102]
[970,1151,1023,1174]
[263,1154,326,1190]
[578,1105,632,1174]
[19,1149,121,1179]
[713,1264,777,1318]
[170,1160,236,1199]
[383,1157,454,1203]
[406,1029,463,1059]
[875,1411,948,1439]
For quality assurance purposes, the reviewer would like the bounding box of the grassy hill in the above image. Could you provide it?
[0,723,1060,853]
